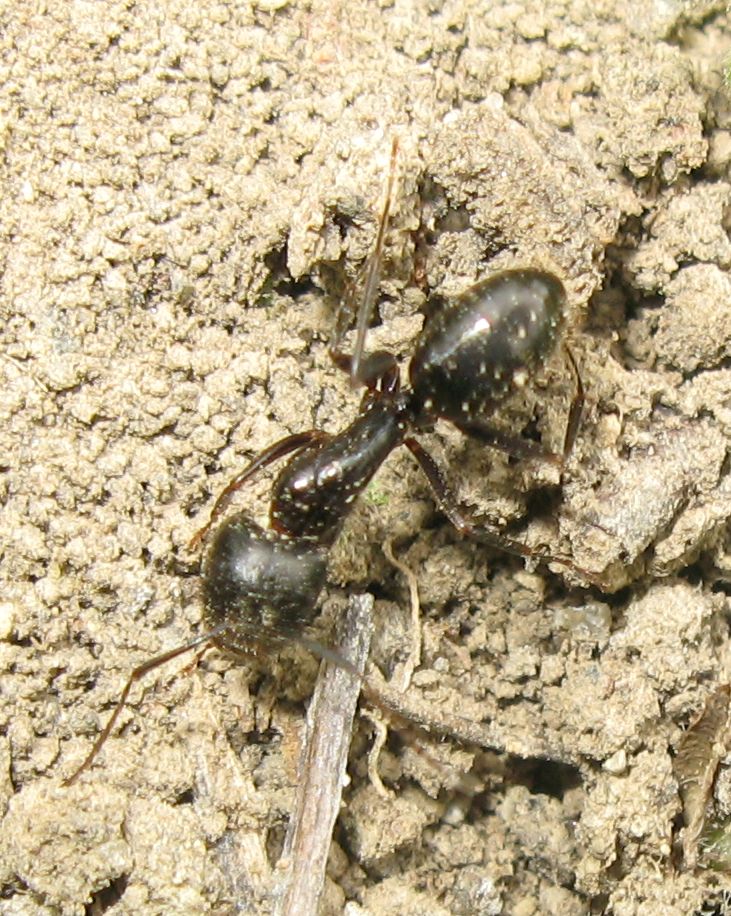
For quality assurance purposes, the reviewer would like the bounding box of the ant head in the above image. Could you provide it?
[408,269,566,426]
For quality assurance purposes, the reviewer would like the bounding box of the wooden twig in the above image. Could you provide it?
[275,594,375,916]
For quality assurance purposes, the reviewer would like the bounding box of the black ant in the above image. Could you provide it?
[63,141,584,786]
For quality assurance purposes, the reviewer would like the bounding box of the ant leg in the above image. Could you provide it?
[404,437,592,579]
[453,420,563,465]
[330,138,399,388]
[63,626,226,786]
[330,347,400,393]
[561,343,585,462]
[455,345,585,467]
[405,436,543,557]
[190,430,327,549]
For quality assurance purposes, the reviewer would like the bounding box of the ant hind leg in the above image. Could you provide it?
[404,436,594,582]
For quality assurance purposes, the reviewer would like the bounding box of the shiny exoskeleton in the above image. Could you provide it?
[200,268,567,656]
[64,194,577,785]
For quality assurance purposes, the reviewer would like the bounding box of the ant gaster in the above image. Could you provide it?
[64,141,583,785]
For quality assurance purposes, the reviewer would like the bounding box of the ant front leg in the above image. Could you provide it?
[190,429,327,549]
[454,344,585,469]
[330,347,401,394]
[452,420,564,466]
[404,437,593,581]
[560,343,585,463]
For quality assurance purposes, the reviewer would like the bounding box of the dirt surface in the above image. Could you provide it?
[3,1,731,914]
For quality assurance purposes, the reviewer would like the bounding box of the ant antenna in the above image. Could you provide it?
[349,137,399,387]
[63,625,229,786]
[62,623,363,786]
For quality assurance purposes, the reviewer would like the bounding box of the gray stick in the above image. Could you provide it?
[275,594,375,916]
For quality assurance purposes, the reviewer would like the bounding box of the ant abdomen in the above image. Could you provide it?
[408,269,566,425]
[202,514,328,652]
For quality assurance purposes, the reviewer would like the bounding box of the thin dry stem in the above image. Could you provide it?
[275,594,375,916]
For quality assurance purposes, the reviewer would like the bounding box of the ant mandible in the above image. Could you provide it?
[64,140,584,785]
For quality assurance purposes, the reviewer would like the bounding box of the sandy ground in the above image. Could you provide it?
[3,1,731,913]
